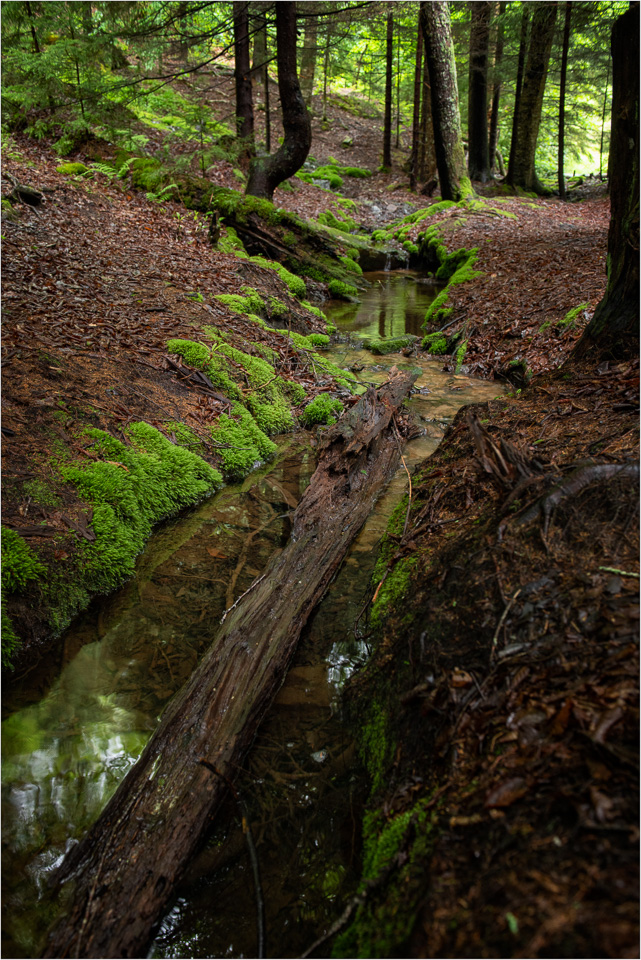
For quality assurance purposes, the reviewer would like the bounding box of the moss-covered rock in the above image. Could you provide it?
[362,335,418,355]
[210,403,277,479]
[55,162,89,177]
[1,529,46,667]
[328,279,360,301]
[422,332,448,354]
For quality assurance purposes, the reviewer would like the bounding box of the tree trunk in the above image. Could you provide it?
[418,2,436,182]
[488,1,505,176]
[557,2,572,200]
[299,3,318,107]
[409,9,424,191]
[573,4,639,362]
[42,371,418,960]
[506,2,557,194]
[24,0,41,55]
[467,1,492,182]
[233,1,254,151]
[245,2,311,200]
[599,55,610,181]
[383,11,394,169]
[321,9,332,122]
[423,0,468,201]
[251,1,268,85]
[506,5,529,186]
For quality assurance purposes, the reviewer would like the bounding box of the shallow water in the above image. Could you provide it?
[1,274,503,959]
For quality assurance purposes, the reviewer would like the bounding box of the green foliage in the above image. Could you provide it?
[248,257,307,299]
[558,302,590,330]
[2,527,46,594]
[166,338,242,400]
[339,255,362,275]
[299,394,343,428]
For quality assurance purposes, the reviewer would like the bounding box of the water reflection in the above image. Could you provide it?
[326,270,442,339]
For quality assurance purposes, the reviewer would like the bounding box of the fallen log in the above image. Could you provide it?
[43,370,417,959]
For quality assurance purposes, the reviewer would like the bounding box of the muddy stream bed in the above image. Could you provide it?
[2,273,503,958]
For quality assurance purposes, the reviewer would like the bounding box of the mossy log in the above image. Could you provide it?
[43,370,417,960]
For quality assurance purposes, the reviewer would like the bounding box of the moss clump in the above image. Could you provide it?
[558,302,589,330]
[435,246,473,283]
[217,226,247,256]
[421,333,447,356]
[339,255,362,275]
[166,338,242,400]
[163,421,204,452]
[2,528,46,667]
[454,338,469,371]
[210,403,277,479]
[328,279,359,300]
[363,335,417,355]
[55,162,88,176]
[247,255,307,299]
[299,394,343,427]
[60,425,221,588]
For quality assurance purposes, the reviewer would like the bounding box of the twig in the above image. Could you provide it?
[198,760,265,959]
[492,588,522,650]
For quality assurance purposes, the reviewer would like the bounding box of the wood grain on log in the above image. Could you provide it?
[43,370,417,959]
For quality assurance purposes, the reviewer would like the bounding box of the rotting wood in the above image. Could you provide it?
[42,369,417,960]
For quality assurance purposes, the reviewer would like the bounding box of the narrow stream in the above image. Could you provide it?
[2,273,503,959]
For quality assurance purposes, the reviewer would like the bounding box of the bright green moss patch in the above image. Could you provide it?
[247,256,307,299]
[328,279,359,300]
[299,394,343,427]
[216,225,247,256]
[166,338,242,400]
[210,403,277,479]
[559,302,589,330]
[339,255,362,275]
[2,528,46,666]
[363,335,417,355]
[454,337,469,371]
[55,162,88,176]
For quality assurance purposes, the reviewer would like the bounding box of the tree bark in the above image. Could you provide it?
[299,3,318,107]
[423,0,468,201]
[488,1,505,176]
[42,371,418,960]
[251,0,269,85]
[233,1,255,151]
[383,11,394,169]
[557,2,572,200]
[409,9,424,191]
[418,2,436,182]
[573,4,639,361]
[506,5,529,186]
[506,2,557,194]
[467,1,492,182]
[245,1,311,200]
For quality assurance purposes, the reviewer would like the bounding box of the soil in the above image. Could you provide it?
[2,63,638,959]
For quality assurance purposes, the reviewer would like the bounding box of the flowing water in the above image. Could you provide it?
[1,273,503,959]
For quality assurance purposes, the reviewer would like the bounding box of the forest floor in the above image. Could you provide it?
[1,69,638,959]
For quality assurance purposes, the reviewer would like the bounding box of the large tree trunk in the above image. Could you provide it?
[557,2,572,200]
[245,1,311,200]
[409,8,424,191]
[42,371,417,960]
[488,1,505,176]
[382,11,394,169]
[423,0,468,201]
[573,4,639,362]
[418,2,436,183]
[233,1,254,150]
[299,2,318,107]
[506,5,529,186]
[250,0,269,86]
[467,0,492,182]
[506,2,557,194]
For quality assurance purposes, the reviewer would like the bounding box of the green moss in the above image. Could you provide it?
[163,421,204,452]
[371,557,417,629]
[454,338,468,371]
[217,226,247,256]
[267,296,289,319]
[299,394,343,427]
[435,247,473,283]
[210,403,277,479]
[247,256,307,299]
[339,255,362,275]
[166,338,242,400]
[358,701,391,797]
[282,380,307,404]
[300,300,328,323]
[363,335,418,355]
[21,478,61,507]
[2,527,47,663]
[558,302,589,330]
[328,279,359,300]
[423,291,452,328]
[55,162,88,176]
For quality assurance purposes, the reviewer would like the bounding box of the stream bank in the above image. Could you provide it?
[2,287,503,957]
